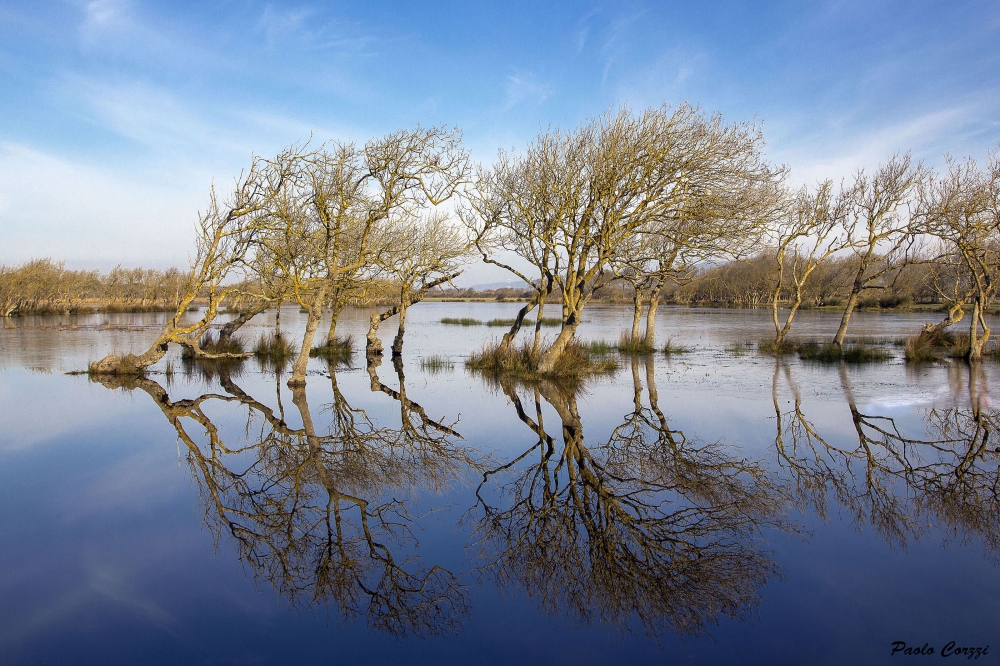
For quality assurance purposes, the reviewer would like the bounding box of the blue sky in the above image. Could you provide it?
[1,0,998,280]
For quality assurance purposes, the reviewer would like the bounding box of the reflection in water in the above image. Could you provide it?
[94,364,473,637]
[470,358,790,638]
[772,360,1000,555]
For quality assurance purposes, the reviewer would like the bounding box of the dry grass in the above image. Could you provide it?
[798,341,892,364]
[310,334,354,364]
[466,339,618,380]
[758,339,800,355]
[441,317,482,326]
[617,333,656,355]
[254,331,295,371]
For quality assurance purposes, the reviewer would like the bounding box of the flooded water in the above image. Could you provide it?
[1,304,998,665]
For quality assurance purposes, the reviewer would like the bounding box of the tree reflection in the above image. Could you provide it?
[92,365,472,637]
[470,358,789,638]
[772,359,1000,556]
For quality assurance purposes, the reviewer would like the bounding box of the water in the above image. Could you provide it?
[1,304,998,664]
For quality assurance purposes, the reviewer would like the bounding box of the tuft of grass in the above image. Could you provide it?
[420,355,455,373]
[466,339,618,380]
[441,317,482,326]
[758,339,800,355]
[904,328,956,363]
[798,342,891,364]
[617,333,656,355]
[254,331,295,371]
[725,341,755,356]
[485,317,562,327]
[947,333,971,359]
[181,331,246,359]
[580,339,617,356]
[310,334,354,364]
[661,338,692,356]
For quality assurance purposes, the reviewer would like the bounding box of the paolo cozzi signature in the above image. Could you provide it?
[892,642,990,659]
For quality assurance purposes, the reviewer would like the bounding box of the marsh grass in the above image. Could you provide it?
[420,355,455,373]
[441,317,482,326]
[904,329,955,363]
[485,317,562,327]
[310,334,354,364]
[580,339,617,356]
[798,342,892,364]
[466,339,618,380]
[617,333,656,355]
[661,338,692,356]
[254,331,295,371]
[758,339,800,355]
[725,341,755,356]
[181,331,246,359]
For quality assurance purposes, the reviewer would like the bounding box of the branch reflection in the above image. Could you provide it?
[93,365,472,637]
[772,359,1000,555]
[471,358,789,638]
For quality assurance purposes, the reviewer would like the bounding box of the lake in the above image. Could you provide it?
[0,303,997,665]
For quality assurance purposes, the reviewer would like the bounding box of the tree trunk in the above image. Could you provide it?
[630,289,642,340]
[644,284,661,344]
[287,285,327,387]
[532,298,545,358]
[218,300,269,345]
[832,292,860,347]
[392,300,409,356]
[536,321,579,374]
[921,303,964,336]
[499,295,539,354]
[967,298,989,361]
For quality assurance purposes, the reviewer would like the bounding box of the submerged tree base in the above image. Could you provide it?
[88,353,148,377]
[466,339,619,381]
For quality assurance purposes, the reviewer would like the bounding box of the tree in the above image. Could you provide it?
[769,182,850,345]
[90,160,271,374]
[918,151,1000,360]
[466,103,783,373]
[831,154,927,347]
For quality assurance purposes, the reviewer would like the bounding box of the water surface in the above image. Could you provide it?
[1,304,997,664]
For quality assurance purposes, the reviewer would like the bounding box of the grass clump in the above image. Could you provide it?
[758,339,800,355]
[662,338,692,356]
[798,342,891,364]
[87,353,146,377]
[485,317,562,327]
[254,331,295,370]
[441,317,482,326]
[181,331,246,359]
[420,355,455,373]
[580,339,617,356]
[725,341,755,356]
[617,333,656,355]
[466,339,618,380]
[310,334,354,364]
[904,328,955,363]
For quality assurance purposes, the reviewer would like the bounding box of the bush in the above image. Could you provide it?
[879,294,913,310]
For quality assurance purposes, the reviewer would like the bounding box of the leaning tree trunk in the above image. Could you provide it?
[921,303,964,337]
[536,320,580,374]
[832,292,860,348]
[287,284,327,387]
[499,294,541,354]
[391,300,410,356]
[366,272,461,358]
[218,300,271,346]
[967,298,990,361]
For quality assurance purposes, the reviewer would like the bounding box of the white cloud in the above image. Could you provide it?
[504,72,553,110]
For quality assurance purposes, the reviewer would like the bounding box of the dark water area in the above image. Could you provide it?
[1,304,999,665]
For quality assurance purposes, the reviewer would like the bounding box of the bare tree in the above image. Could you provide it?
[919,151,1000,359]
[769,182,850,345]
[466,104,783,373]
[831,154,927,347]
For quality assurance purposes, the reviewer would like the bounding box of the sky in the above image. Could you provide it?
[0,0,998,284]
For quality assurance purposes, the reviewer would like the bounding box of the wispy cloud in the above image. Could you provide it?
[504,72,553,110]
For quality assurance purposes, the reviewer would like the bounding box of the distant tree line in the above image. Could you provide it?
[57,102,996,380]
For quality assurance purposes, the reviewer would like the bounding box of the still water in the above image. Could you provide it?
[0,304,998,665]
